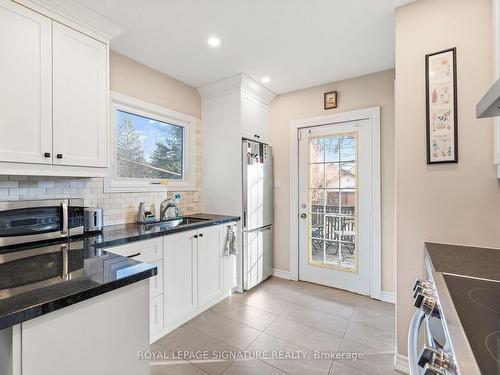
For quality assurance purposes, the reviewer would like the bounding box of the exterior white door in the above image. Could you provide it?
[0,0,53,164]
[52,22,107,167]
[298,120,372,295]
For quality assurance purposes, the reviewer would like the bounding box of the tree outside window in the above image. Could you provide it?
[116,110,184,180]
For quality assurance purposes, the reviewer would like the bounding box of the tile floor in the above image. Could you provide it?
[151,277,401,375]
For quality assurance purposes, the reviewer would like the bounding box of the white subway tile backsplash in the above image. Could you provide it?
[0,176,202,226]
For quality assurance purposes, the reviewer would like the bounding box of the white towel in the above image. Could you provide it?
[224,224,238,256]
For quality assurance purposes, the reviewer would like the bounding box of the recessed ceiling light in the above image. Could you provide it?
[261,76,271,83]
[207,36,221,47]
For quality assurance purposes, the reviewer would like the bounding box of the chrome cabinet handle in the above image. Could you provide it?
[61,202,68,235]
[198,233,203,238]
[300,213,307,219]
[127,252,141,258]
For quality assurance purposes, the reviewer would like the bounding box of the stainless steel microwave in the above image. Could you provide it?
[0,199,85,248]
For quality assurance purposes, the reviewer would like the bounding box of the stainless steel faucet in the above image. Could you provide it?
[159,197,179,220]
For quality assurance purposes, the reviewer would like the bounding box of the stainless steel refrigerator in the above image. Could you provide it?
[242,140,274,290]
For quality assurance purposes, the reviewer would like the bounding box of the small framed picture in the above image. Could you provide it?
[425,48,458,164]
[324,91,337,110]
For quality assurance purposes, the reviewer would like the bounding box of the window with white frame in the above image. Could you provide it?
[106,92,197,192]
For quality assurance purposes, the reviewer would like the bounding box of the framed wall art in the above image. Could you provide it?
[425,47,458,164]
[324,91,337,110]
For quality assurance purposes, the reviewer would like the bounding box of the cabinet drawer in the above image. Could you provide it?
[149,259,163,298]
[150,295,164,335]
[106,238,163,263]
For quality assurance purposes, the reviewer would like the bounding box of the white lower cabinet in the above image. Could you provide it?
[163,230,198,327]
[104,237,164,339]
[197,225,224,308]
[106,223,236,343]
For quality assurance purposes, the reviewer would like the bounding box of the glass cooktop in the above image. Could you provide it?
[444,274,500,375]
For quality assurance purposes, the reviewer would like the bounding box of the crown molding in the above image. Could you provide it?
[197,74,276,105]
[14,0,126,42]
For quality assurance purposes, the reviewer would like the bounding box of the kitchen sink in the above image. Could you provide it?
[144,217,209,229]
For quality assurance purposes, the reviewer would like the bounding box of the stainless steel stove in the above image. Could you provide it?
[408,255,491,375]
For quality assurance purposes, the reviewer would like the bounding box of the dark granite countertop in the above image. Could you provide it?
[0,213,239,330]
[425,242,500,282]
[85,213,240,249]
[0,239,156,330]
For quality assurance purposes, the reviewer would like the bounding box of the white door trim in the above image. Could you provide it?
[288,106,382,299]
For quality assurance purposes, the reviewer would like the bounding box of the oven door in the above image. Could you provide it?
[0,199,71,247]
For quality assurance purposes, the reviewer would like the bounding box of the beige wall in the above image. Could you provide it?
[110,51,201,119]
[0,52,202,224]
[395,0,496,356]
[269,69,396,293]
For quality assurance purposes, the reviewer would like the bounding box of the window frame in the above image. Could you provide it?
[105,91,198,193]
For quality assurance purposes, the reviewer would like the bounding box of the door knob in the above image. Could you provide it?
[300,213,307,219]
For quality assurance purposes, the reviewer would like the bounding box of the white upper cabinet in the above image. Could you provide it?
[198,74,275,144]
[0,0,121,176]
[241,91,269,143]
[0,0,52,164]
[52,22,107,167]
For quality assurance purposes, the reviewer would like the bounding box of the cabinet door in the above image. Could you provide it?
[52,22,107,167]
[197,225,224,307]
[241,92,269,143]
[164,230,197,326]
[0,0,52,164]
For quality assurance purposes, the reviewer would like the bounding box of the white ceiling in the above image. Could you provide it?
[77,0,412,94]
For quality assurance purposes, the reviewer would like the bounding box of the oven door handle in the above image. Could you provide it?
[61,202,68,235]
[408,308,426,375]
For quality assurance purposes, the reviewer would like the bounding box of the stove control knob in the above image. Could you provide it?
[414,292,426,308]
[418,347,439,368]
[413,279,427,291]
[422,296,440,318]
[422,364,446,375]
[413,285,434,299]
[418,346,457,374]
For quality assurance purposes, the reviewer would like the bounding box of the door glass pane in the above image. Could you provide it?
[308,131,358,273]
[326,190,339,213]
[310,189,325,212]
[340,162,356,188]
[311,239,324,263]
[340,134,356,161]
[324,137,341,162]
[310,164,325,188]
[325,163,340,188]
[310,138,325,163]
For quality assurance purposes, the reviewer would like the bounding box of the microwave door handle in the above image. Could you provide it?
[61,202,68,235]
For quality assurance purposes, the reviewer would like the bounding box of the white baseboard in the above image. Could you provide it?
[272,268,291,279]
[393,354,409,374]
[381,291,396,304]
